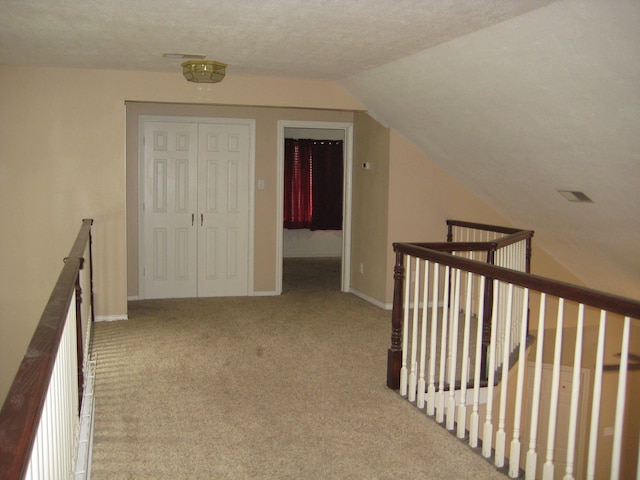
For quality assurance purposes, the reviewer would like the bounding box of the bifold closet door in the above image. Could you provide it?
[141,120,251,299]
[196,122,251,297]
[142,121,198,299]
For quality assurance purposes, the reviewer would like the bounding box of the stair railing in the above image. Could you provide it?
[446,220,533,378]
[0,219,95,480]
[387,241,640,479]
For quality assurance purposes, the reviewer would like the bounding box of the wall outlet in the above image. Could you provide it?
[359,263,364,274]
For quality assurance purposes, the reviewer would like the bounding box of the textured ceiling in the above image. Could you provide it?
[0,0,638,298]
[0,0,553,78]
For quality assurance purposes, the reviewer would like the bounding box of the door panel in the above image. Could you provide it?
[142,122,198,299]
[197,123,250,297]
[152,228,167,280]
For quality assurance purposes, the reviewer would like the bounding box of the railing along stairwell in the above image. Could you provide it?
[387,220,640,479]
[0,219,96,480]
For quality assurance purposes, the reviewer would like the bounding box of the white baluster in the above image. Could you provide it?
[495,251,505,370]
[611,316,631,480]
[53,354,61,475]
[469,275,486,448]
[447,268,462,431]
[58,327,66,478]
[509,288,530,477]
[511,263,523,353]
[585,310,606,480]
[495,283,514,468]
[400,255,411,397]
[563,304,585,480]
[458,271,473,438]
[482,279,500,458]
[543,298,565,480]
[417,260,429,409]
[426,263,440,416]
[40,372,50,480]
[436,265,451,423]
[526,293,547,480]
[408,258,421,402]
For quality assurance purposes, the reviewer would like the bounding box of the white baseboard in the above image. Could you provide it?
[283,254,342,259]
[349,288,392,310]
[94,315,128,322]
[251,290,279,297]
[127,293,281,301]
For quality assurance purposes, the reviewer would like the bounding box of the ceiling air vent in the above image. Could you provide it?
[162,53,206,59]
[557,190,593,203]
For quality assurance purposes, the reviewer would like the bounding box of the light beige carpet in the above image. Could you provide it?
[90,258,507,479]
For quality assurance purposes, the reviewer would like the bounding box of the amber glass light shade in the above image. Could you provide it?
[182,60,227,83]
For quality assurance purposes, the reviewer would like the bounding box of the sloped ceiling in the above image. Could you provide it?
[340,0,640,298]
[0,0,638,298]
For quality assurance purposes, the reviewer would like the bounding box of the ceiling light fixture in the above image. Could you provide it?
[182,60,227,83]
[557,190,594,203]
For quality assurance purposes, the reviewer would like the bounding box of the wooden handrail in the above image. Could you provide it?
[394,242,640,319]
[412,241,494,253]
[489,229,534,250]
[418,235,534,254]
[0,219,93,479]
[65,218,94,265]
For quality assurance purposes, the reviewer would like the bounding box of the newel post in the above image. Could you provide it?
[387,246,405,389]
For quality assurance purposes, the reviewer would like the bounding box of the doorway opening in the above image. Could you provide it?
[276,121,353,294]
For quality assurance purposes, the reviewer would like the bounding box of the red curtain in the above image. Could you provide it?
[310,140,343,230]
[283,138,343,230]
[284,138,313,229]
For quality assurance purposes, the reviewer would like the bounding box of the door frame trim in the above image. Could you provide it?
[276,120,354,294]
[138,115,256,299]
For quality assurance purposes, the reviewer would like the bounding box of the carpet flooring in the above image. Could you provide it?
[90,258,507,479]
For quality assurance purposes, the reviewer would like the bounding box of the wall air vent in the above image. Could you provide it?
[557,190,593,203]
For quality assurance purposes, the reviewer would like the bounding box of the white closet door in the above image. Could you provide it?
[197,123,251,297]
[140,119,252,299]
[142,122,198,299]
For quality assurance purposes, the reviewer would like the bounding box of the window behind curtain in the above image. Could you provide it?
[283,138,343,230]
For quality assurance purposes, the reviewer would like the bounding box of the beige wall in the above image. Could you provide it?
[346,113,584,307]
[385,129,583,305]
[0,65,363,401]
[349,112,391,302]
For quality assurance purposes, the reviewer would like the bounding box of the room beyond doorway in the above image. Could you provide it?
[282,257,342,294]
[276,120,354,295]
